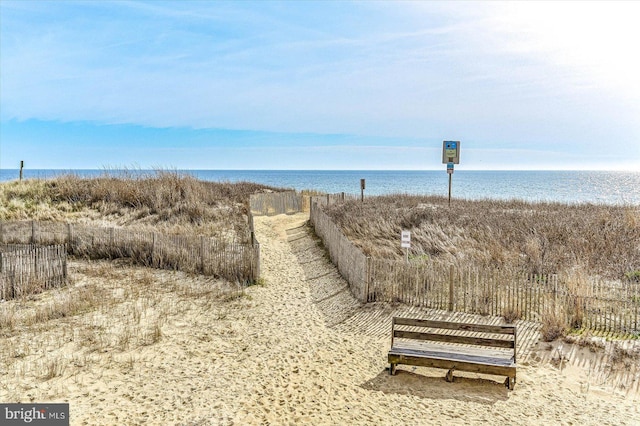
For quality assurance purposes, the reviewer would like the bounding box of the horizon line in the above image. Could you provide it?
[1,168,637,173]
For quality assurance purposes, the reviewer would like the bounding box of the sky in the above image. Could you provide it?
[1,1,639,171]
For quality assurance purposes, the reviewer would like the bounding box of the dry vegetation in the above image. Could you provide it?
[0,170,287,242]
[0,172,268,408]
[0,259,247,403]
[324,194,640,281]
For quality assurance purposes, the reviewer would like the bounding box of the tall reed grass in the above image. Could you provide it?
[323,194,640,281]
[0,170,286,242]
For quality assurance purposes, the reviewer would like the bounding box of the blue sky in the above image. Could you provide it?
[1,1,639,170]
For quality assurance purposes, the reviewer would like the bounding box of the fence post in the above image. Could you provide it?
[255,243,261,282]
[635,285,638,333]
[554,276,558,311]
[34,245,40,280]
[31,220,36,245]
[0,222,3,244]
[151,232,157,265]
[62,245,68,280]
[365,256,371,303]
[449,265,454,311]
[200,236,206,274]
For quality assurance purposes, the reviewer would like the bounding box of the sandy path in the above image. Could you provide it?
[233,213,639,425]
[231,214,377,424]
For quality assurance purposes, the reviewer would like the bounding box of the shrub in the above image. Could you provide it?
[541,308,567,341]
[502,307,521,324]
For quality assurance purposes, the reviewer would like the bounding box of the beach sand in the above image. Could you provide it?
[1,212,639,425]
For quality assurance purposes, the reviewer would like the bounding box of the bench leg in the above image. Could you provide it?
[445,369,454,383]
[505,376,516,390]
[389,364,397,376]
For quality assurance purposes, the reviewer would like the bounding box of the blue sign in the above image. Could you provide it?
[442,140,461,164]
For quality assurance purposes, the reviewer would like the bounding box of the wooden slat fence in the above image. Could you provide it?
[250,191,304,216]
[310,198,369,301]
[250,191,359,217]
[0,244,67,300]
[311,192,359,208]
[0,221,260,283]
[310,196,640,335]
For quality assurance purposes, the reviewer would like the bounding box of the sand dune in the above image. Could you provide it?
[1,212,638,425]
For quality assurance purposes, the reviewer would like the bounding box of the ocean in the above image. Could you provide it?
[1,169,639,205]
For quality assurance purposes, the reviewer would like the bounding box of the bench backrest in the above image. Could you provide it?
[391,317,517,361]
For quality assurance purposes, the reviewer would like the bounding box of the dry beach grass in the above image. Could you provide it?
[0,171,286,241]
[323,194,640,280]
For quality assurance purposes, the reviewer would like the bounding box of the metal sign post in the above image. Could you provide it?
[447,163,454,206]
[442,141,460,207]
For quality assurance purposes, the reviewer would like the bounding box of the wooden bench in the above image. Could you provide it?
[388,317,517,389]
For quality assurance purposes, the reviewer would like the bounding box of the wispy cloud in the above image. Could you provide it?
[1,1,638,170]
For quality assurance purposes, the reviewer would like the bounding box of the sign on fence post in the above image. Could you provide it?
[401,230,411,263]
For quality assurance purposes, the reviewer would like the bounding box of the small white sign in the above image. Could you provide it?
[401,230,411,248]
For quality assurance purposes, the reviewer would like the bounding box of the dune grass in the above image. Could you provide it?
[323,194,640,281]
[0,170,287,241]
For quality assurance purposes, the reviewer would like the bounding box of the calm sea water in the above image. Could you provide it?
[1,169,639,205]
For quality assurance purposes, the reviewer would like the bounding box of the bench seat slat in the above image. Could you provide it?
[394,340,513,360]
[389,346,515,367]
[388,351,516,378]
